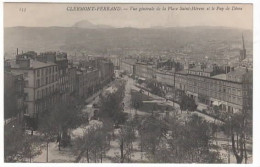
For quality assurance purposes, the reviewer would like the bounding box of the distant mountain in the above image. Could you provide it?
[73,20,113,29]
[4,26,253,57]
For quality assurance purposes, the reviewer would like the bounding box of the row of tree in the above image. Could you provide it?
[74,79,127,163]
[4,95,85,162]
[139,114,223,163]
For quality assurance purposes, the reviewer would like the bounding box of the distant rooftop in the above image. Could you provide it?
[122,59,136,65]
[30,60,56,68]
[176,70,188,75]
[189,66,213,73]
[227,67,252,76]
[212,74,227,80]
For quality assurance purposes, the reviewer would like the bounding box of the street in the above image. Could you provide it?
[31,75,252,163]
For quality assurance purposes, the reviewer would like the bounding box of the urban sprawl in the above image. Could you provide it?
[4,35,252,163]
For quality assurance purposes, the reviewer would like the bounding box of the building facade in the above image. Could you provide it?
[8,54,59,118]
[4,69,26,121]
[184,67,252,113]
[134,62,154,79]
[120,59,136,75]
[98,59,114,86]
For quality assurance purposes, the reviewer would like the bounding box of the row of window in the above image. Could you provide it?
[187,81,242,96]
[35,96,57,113]
[36,66,58,77]
[36,74,58,87]
[36,84,57,99]
[188,86,243,105]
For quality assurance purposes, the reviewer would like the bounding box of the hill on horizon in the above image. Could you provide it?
[4,26,253,57]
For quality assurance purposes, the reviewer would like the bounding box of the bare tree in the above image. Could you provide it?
[118,120,136,163]
[37,112,57,162]
[4,122,41,162]
[74,126,109,163]
[226,110,251,164]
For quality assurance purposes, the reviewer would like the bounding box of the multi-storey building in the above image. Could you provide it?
[37,52,74,102]
[85,69,100,95]
[136,59,252,114]
[75,67,100,98]
[4,67,26,121]
[76,68,87,98]
[185,67,252,113]
[134,62,154,80]
[175,71,187,92]
[155,69,175,93]
[98,59,114,86]
[108,56,120,70]
[7,54,59,118]
[120,59,136,75]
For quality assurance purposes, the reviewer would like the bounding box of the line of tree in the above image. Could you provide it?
[37,95,83,162]
[98,80,127,127]
[145,79,165,97]
[222,108,252,164]
[74,79,127,163]
[179,94,197,114]
[138,114,223,163]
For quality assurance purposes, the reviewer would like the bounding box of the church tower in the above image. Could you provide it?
[239,34,247,61]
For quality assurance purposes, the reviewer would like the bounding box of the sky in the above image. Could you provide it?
[4,3,253,29]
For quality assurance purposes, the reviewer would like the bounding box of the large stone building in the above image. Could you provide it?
[120,58,136,75]
[134,60,252,114]
[185,67,252,113]
[98,59,114,86]
[155,69,175,93]
[7,53,59,118]
[75,67,100,98]
[134,62,154,80]
[108,55,120,70]
[68,64,77,96]
[4,67,26,121]
[37,52,72,102]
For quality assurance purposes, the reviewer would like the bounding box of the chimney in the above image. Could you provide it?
[16,56,30,68]
[17,48,18,56]
[225,66,231,73]
[4,61,11,72]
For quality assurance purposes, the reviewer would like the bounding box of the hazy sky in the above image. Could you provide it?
[4,3,253,29]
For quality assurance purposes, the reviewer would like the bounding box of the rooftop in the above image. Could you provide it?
[9,59,56,69]
[5,70,24,76]
[122,59,136,65]
[30,60,56,68]
[211,74,227,80]
[189,66,213,73]
[176,70,188,75]
[227,67,252,76]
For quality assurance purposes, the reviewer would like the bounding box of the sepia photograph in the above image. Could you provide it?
[3,2,254,164]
